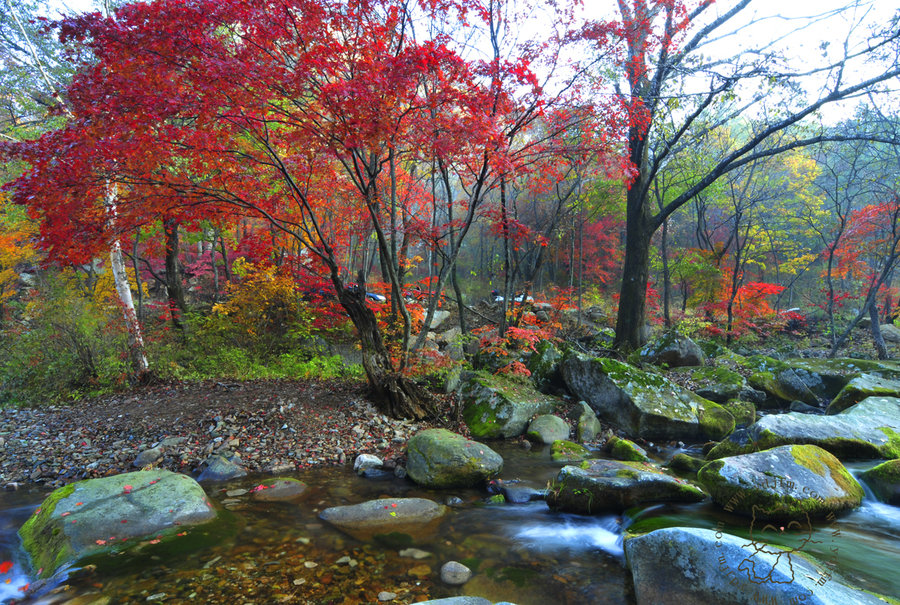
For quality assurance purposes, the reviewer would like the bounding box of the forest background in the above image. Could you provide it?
[1,0,899,418]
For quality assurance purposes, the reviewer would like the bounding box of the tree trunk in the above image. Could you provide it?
[870,303,889,360]
[660,216,671,326]
[105,183,149,378]
[338,289,439,420]
[614,189,653,351]
[163,216,187,331]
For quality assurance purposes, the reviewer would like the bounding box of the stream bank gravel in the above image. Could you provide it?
[0,379,436,490]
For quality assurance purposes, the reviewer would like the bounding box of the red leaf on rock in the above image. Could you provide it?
[0,561,13,574]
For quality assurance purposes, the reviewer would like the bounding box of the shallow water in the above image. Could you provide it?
[1,443,898,604]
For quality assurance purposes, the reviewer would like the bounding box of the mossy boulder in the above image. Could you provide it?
[550,440,591,462]
[561,353,734,442]
[626,527,898,605]
[698,444,864,519]
[526,340,564,392]
[748,365,819,407]
[406,429,503,489]
[459,372,558,439]
[706,396,900,460]
[546,459,705,515]
[525,414,570,444]
[576,401,603,443]
[607,435,650,462]
[639,330,706,368]
[827,375,900,415]
[722,400,756,427]
[860,460,900,505]
[784,358,900,399]
[665,453,707,476]
[18,470,217,579]
[689,365,746,403]
[319,497,447,543]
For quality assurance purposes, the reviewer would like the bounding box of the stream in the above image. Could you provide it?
[1,441,898,604]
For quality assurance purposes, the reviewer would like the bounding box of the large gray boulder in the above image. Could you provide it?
[460,372,558,439]
[526,340,564,392]
[576,401,603,442]
[826,375,900,415]
[319,497,447,543]
[626,527,896,605]
[687,365,747,403]
[707,396,900,460]
[19,470,217,578]
[747,358,819,407]
[698,444,863,519]
[406,429,503,488]
[561,353,734,441]
[788,357,900,399]
[546,459,705,515]
[525,414,570,444]
[640,331,706,367]
[880,324,900,343]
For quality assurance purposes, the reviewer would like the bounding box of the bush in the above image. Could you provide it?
[0,270,130,404]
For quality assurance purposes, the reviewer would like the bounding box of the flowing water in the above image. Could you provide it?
[1,442,898,604]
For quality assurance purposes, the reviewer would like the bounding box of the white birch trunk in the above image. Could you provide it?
[106,182,149,375]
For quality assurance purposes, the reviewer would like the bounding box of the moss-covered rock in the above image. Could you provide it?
[748,368,818,407]
[665,453,707,476]
[406,429,503,489]
[546,459,705,515]
[576,401,603,443]
[790,357,900,399]
[550,439,591,462]
[827,375,900,415]
[460,372,558,439]
[639,330,706,368]
[560,353,734,442]
[706,396,900,460]
[859,460,900,505]
[607,435,650,462]
[526,340,564,392]
[525,414,570,444]
[722,400,756,427]
[690,365,746,403]
[698,444,864,519]
[18,470,217,579]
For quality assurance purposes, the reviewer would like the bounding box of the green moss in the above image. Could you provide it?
[18,483,77,578]
[789,444,827,476]
[862,459,900,483]
[699,447,863,519]
[666,453,706,475]
[473,371,546,404]
[723,400,756,426]
[860,589,900,605]
[878,427,900,459]
[550,439,591,461]
[692,365,744,386]
[608,436,649,462]
[615,469,640,479]
[697,404,735,441]
[498,566,537,587]
[460,557,482,572]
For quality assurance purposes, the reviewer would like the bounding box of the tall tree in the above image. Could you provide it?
[583,0,900,350]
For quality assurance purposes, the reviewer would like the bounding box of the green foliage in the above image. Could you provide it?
[0,270,130,405]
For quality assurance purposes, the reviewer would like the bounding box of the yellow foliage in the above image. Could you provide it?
[0,196,40,308]
[212,258,305,349]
